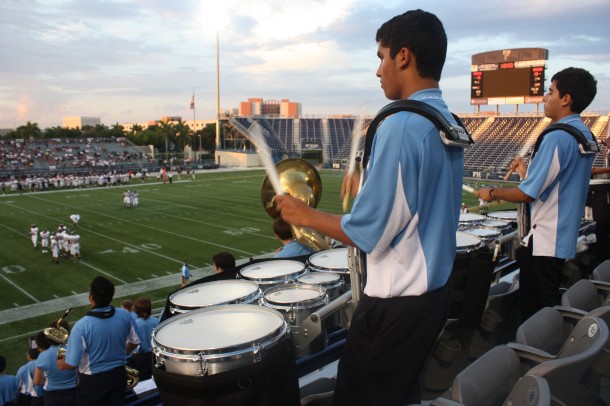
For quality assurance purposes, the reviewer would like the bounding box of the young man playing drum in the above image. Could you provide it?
[275,9,462,405]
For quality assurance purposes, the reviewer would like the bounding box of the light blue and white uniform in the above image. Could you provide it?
[35,346,77,391]
[65,307,140,375]
[274,240,315,258]
[341,89,464,298]
[15,360,43,398]
[519,115,595,259]
[135,316,160,353]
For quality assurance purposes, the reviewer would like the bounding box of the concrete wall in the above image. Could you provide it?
[216,150,261,167]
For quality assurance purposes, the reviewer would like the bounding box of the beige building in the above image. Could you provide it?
[62,116,101,129]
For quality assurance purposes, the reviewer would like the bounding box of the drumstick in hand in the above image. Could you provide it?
[342,115,365,212]
[462,184,475,194]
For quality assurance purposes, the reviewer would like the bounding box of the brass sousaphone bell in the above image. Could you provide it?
[261,158,330,251]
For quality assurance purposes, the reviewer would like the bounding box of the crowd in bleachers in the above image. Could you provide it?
[0,138,146,173]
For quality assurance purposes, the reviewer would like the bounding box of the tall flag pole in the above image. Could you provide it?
[215,30,220,153]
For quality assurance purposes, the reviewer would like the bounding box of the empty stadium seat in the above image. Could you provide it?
[507,312,608,405]
[593,260,610,283]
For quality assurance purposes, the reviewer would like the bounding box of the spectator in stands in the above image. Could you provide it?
[475,67,597,322]
[130,297,159,381]
[0,355,18,406]
[34,327,77,406]
[212,252,236,274]
[275,10,460,405]
[57,276,140,405]
[15,348,43,405]
[272,218,315,258]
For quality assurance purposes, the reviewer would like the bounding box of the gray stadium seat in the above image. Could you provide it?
[508,314,608,405]
[429,345,554,406]
[593,260,610,283]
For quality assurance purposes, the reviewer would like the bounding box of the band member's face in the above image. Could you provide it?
[376,43,402,101]
[543,80,568,122]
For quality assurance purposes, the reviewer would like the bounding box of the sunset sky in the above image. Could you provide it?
[1,0,608,129]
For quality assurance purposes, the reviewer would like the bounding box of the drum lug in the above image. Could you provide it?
[252,343,262,363]
[198,352,208,376]
[288,307,296,324]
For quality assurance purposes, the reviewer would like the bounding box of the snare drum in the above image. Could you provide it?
[487,210,518,225]
[152,304,289,376]
[307,248,349,274]
[239,260,306,289]
[456,231,485,254]
[459,213,485,229]
[168,280,261,315]
[464,226,501,245]
[479,219,511,235]
[297,272,343,300]
[261,283,329,357]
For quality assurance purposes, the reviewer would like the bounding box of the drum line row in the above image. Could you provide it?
[152,211,520,378]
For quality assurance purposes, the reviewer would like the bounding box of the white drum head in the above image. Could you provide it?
[465,227,500,239]
[459,213,485,223]
[456,231,483,251]
[154,305,285,351]
[240,260,304,282]
[169,280,260,309]
[298,272,341,285]
[264,285,325,304]
[308,248,348,272]
[480,219,510,229]
[487,210,517,222]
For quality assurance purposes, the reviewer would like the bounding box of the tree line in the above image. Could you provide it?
[1,121,217,154]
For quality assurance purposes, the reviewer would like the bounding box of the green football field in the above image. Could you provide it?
[0,167,514,373]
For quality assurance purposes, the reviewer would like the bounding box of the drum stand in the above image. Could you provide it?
[291,246,365,353]
[291,290,353,354]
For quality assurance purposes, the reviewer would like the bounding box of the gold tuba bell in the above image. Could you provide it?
[44,308,72,358]
[261,158,330,251]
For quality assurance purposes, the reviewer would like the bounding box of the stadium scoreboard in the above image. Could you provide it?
[471,48,548,106]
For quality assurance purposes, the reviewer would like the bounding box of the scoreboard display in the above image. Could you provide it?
[470,48,548,106]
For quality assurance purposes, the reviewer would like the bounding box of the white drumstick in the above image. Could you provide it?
[246,122,283,196]
[462,184,475,194]
[343,116,364,212]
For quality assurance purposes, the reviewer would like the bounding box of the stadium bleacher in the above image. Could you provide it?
[227,113,609,172]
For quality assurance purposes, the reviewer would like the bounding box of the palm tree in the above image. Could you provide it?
[16,121,42,140]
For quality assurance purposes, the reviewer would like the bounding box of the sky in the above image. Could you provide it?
[1,0,609,130]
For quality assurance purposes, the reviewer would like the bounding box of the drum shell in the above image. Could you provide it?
[260,283,329,327]
[239,260,306,289]
[479,219,511,235]
[486,210,518,227]
[456,231,485,255]
[152,305,289,376]
[458,213,485,230]
[168,280,262,315]
[297,271,344,300]
[260,283,329,358]
[307,248,350,290]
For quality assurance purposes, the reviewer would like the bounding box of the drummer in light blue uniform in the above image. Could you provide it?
[275,10,463,405]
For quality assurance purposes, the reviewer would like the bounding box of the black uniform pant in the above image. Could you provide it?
[516,237,564,322]
[333,283,451,406]
[78,366,126,406]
